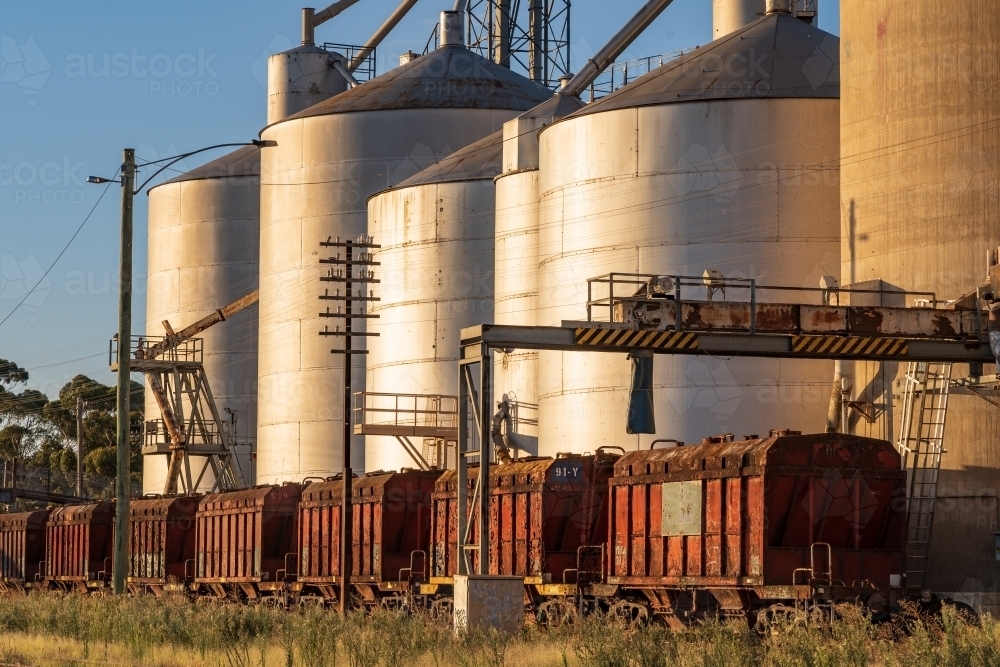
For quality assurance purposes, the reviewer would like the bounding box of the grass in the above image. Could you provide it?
[0,594,995,666]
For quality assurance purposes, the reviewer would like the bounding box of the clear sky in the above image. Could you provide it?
[0,0,840,397]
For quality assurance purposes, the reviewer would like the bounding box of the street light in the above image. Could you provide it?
[87,140,263,595]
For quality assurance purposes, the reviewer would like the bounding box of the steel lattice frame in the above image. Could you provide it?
[466,0,571,89]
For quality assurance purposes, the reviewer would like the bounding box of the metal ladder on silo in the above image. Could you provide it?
[896,361,953,588]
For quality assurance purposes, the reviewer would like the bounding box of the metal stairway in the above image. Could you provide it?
[896,361,953,588]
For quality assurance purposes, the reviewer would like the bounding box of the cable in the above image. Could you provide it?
[0,168,120,329]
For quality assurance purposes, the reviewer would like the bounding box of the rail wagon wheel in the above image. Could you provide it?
[537,599,578,628]
[754,604,804,636]
[430,596,454,621]
[610,600,650,628]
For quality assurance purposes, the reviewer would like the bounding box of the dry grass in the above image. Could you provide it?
[0,594,996,667]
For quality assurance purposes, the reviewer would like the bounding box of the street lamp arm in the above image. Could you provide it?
[133,141,264,194]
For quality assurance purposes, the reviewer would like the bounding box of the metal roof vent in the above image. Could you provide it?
[765,0,792,13]
[440,10,464,47]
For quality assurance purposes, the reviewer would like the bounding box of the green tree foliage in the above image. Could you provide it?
[0,361,143,481]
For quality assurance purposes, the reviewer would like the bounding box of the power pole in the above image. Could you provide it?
[113,148,135,596]
[319,234,380,615]
[76,398,84,497]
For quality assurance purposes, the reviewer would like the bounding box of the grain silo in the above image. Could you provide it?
[534,5,841,456]
[841,0,1000,603]
[493,94,585,458]
[144,146,261,494]
[255,12,552,483]
[365,131,504,472]
[141,21,354,493]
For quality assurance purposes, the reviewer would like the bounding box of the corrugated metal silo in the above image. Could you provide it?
[144,146,261,493]
[534,9,841,456]
[841,0,1000,599]
[256,32,553,483]
[365,132,503,472]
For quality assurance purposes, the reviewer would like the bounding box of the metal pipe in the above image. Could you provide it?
[452,0,467,10]
[825,359,855,433]
[557,0,676,97]
[528,0,543,82]
[302,8,316,45]
[76,398,84,497]
[348,0,419,72]
[493,0,511,67]
[766,0,792,13]
[313,0,364,26]
[331,58,360,87]
[440,10,465,47]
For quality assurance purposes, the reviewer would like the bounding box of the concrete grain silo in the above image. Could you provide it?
[841,0,1000,603]
[365,131,504,472]
[534,5,841,456]
[143,146,261,493]
[255,12,552,483]
[492,94,585,458]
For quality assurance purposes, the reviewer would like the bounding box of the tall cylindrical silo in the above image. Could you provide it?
[365,132,503,472]
[713,0,765,38]
[535,10,841,456]
[256,36,553,483]
[841,1,1000,600]
[493,94,585,457]
[144,146,260,493]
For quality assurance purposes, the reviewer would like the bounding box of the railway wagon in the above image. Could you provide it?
[296,469,440,607]
[604,431,907,627]
[128,495,200,595]
[193,484,300,602]
[43,501,115,592]
[426,450,620,618]
[0,510,49,590]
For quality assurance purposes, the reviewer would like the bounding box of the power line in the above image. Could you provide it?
[0,169,120,329]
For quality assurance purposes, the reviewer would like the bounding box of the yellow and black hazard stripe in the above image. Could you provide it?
[574,328,699,351]
[791,335,908,357]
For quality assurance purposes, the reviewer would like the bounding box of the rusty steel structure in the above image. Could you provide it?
[606,431,906,626]
[124,290,259,495]
[126,495,199,596]
[42,502,115,592]
[0,511,47,591]
[427,451,619,622]
[192,484,300,602]
[295,470,439,608]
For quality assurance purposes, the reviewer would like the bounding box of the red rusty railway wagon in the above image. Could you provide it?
[128,495,200,595]
[0,510,49,590]
[606,432,906,626]
[43,502,115,592]
[427,451,619,616]
[296,470,440,607]
[193,484,300,601]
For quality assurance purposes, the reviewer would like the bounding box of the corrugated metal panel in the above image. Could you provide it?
[298,470,439,584]
[431,454,617,580]
[45,503,114,582]
[0,510,48,583]
[608,433,905,587]
[195,484,299,584]
[128,496,199,584]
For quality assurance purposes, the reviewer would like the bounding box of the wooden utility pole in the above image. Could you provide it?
[319,234,380,614]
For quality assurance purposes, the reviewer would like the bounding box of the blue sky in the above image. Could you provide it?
[0,0,840,397]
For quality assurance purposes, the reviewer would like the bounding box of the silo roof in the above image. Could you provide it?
[572,12,839,118]
[151,145,260,190]
[281,45,553,120]
[392,130,504,190]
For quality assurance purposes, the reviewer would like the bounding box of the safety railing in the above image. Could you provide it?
[352,392,459,434]
[585,272,944,335]
[110,335,203,367]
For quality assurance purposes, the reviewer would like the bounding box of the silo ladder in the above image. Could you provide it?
[896,361,953,588]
